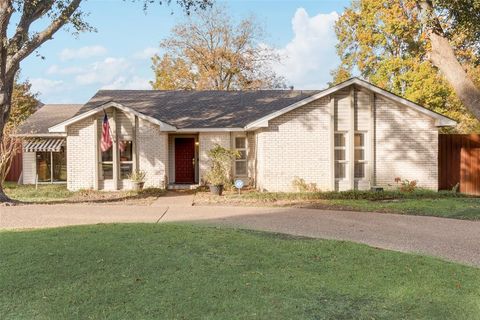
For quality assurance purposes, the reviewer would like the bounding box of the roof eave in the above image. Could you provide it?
[48,101,178,133]
[12,133,68,138]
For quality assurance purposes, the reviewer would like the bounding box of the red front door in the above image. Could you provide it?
[175,138,195,183]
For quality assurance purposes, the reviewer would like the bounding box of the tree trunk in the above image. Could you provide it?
[0,183,13,204]
[425,27,480,121]
[0,82,15,204]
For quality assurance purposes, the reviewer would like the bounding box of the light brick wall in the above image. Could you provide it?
[198,132,231,184]
[137,118,168,188]
[67,117,97,191]
[255,97,331,192]
[375,96,438,190]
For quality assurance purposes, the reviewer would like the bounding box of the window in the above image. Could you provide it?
[36,152,51,182]
[354,132,367,179]
[36,148,67,183]
[234,137,247,176]
[334,133,347,179]
[101,145,113,180]
[119,140,133,179]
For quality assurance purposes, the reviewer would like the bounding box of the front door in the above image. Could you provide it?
[175,138,195,183]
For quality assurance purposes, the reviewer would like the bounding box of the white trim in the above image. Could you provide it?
[232,134,248,177]
[244,78,456,129]
[13,133,67,138]
[48,102,177,133]
[176,128,245,132]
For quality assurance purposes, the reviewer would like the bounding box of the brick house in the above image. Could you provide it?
[15,78,455,192]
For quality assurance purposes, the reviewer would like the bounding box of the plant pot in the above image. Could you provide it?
[132,181,145,191]
[209,184,224,196]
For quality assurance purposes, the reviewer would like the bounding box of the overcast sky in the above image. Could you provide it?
[18,0,350,103]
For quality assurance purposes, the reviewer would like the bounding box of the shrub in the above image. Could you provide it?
[394,177,418,193]
[204,144,239,186]
[292,177,319,192]
[128,170,146,183]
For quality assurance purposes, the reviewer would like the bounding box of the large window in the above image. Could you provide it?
[354,132,367,179]
[100,140,133,180]
[234,136,247,176]
[334,133,347,180]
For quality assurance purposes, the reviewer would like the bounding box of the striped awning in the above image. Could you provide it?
[23,138,65,153]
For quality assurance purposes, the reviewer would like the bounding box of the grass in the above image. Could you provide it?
[4,182,75,202]
[329,198,480,220]
[3,182,166,204]
[195,189,480,220]
[1,224,479,319]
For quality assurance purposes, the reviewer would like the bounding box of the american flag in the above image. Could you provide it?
[100,113,113,152]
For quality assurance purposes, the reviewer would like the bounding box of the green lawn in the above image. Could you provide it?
[329,198,480,220]
[1,224,479,319]
[3,182,166,204]
[4,182,75,202]
[196,189,480,220]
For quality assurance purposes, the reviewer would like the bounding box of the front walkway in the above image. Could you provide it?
[1,202,479,267]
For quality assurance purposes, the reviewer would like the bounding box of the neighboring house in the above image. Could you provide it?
[15,78,456,192]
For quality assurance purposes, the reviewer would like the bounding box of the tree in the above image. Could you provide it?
[151,6,286,90]
[0,0,212,203]
[0,80,38,194]
[332,0,480,132]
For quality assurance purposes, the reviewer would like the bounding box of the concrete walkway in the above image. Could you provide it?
[1,203,479,267]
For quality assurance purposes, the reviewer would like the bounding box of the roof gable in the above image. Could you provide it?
[245,78,456,129]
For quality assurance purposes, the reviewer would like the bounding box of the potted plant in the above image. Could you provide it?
[204,144,239,195]
[128,170,146,191]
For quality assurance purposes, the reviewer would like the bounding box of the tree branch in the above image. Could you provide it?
[6,0,82,75]
[8,0,55,54]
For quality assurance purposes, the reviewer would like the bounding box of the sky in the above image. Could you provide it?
[17,0,351,103]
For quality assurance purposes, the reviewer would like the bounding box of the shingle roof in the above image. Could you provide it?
[78,90,322,129]
[16,104,84,135]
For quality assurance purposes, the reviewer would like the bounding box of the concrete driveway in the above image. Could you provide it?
[1,202,479,267]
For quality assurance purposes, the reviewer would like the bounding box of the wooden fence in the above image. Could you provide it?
[439,134,480,195]
[5,149,22,183]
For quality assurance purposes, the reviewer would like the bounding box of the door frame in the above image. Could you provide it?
[169,134,199,184]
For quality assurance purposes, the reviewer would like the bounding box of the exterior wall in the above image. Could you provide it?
[67,116,97,191]
[198,132,231,183]
[137,118,168,188]
[375,95,438,190]
[21,150,36,184]
[253,84,439,192]
[255,96,331,192]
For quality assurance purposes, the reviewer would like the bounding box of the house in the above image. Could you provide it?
[15,78,456,192]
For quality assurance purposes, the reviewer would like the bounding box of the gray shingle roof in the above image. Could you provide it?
[79,90,322,129]
[16,104,83,135]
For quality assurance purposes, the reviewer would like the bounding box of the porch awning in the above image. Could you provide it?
[23,138,65,153]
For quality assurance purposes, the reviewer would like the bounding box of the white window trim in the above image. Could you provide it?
[334,132,348,181]
[233,135,248,177]
[119,139,134,180]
